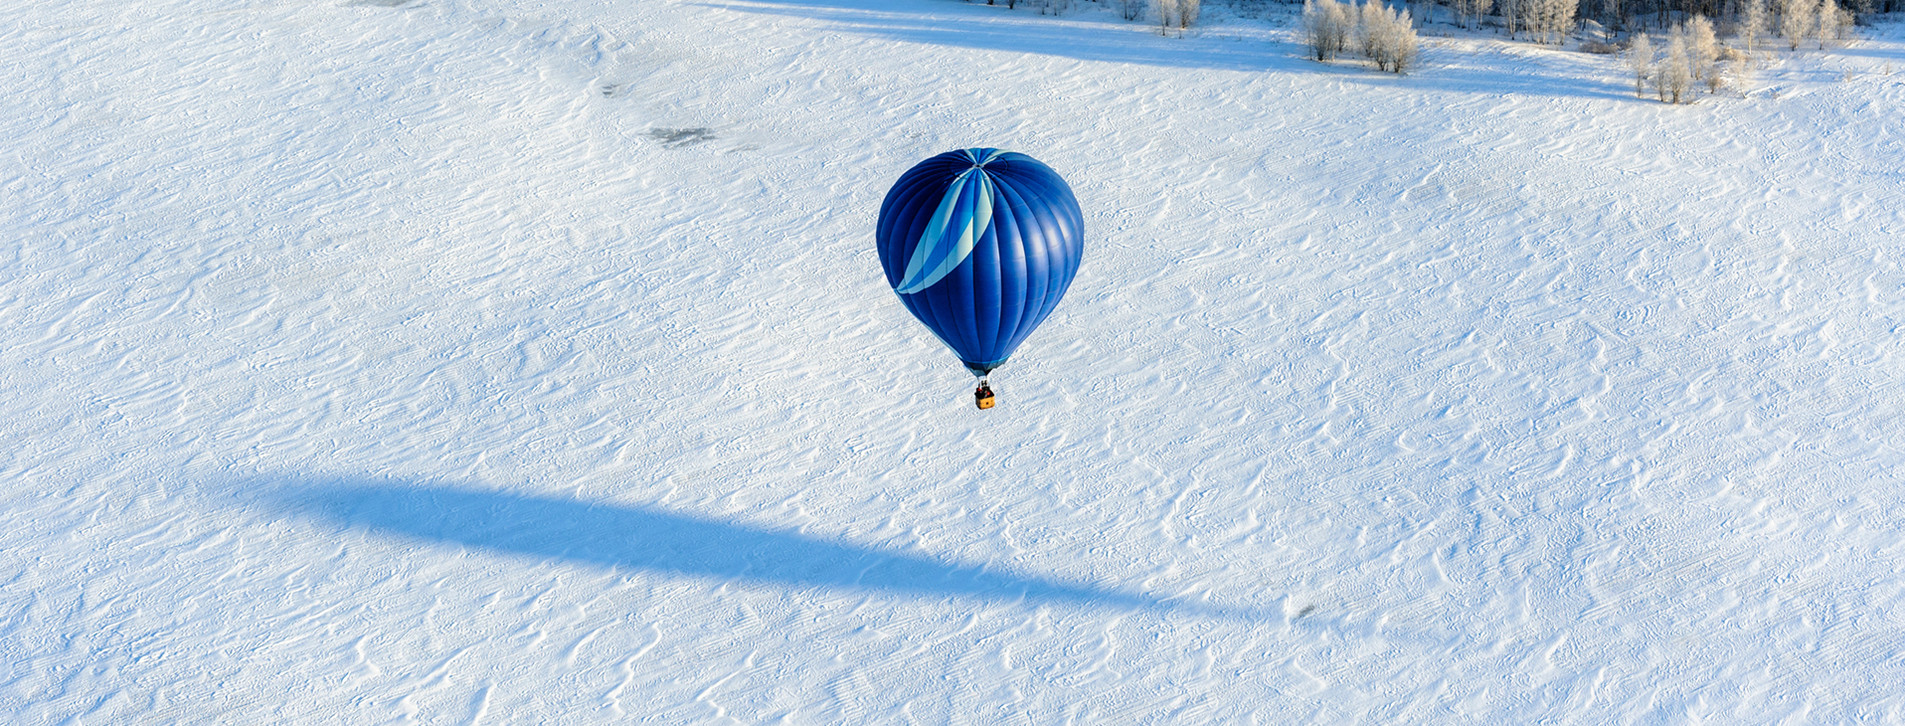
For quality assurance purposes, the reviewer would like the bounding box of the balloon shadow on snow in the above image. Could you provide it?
[261,479,1267,620]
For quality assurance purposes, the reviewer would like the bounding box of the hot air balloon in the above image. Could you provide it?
[876,148,1084,409]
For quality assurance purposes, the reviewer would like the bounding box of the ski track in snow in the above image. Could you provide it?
[4,0,1905,721]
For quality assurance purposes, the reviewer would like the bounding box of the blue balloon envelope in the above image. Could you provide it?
[876,148,1084,376]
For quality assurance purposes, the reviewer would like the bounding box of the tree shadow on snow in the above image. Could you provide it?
[1832,43,1905,63]
[255,478,1268,620]
[701,0,1304,73]
[703,0,1640,102]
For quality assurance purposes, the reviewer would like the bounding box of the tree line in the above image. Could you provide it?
[968,0,1900,33]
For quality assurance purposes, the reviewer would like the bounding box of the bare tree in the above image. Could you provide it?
[1501,0,1524,36]
[1601,0,1629,31]
[1454,0,1494,28]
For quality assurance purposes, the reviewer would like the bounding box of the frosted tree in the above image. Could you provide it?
[1727,52,1754,93]
[1525,0,1550,43]
[1304,0,1415,73]
[1814,0,1830,47]
[1627,32,1655,97]
[1304,0,1355,60]
[1554,0,1581,44]
[1156,0,1179,32]
[1177,0,1202,29]
[1657,25,1693,103]
[1524,0,1579,45]
[1781,0,1816,50]
[1395,9,1421,72]
[1327,0,1355,58]
[1687,15,1719,90]
[1739,0,1768,53]
[1303,0,1325,59]
[1357,2,1419,73]
[1545,0,1577,45]
[1118,0,1145,20]
[1382,5,1420,73]
[1816,0,1849,48]
[1360,0,1388,59]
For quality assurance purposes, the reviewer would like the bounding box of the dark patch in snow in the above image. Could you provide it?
[647,127,716,147]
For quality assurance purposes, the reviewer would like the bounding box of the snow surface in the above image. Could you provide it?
[6,0,1905,721]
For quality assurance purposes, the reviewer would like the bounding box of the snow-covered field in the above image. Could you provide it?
[6,0,1905,721]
